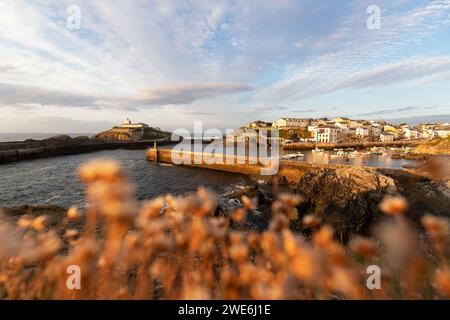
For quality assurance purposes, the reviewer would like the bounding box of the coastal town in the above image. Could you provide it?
[239,117,450,144]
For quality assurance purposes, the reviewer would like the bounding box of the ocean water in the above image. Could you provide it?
[0,133,94,142]
[0,149,252,208]
[0,140,425,208]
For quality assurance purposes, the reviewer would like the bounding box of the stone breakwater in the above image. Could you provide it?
[147,147,378,182]
[0,138,171,164]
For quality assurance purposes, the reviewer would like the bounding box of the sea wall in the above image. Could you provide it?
[146,148,363,183]
[0,139,171,164]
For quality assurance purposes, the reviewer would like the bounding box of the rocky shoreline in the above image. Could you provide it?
[217,165,450,240]
[3,164,449,242]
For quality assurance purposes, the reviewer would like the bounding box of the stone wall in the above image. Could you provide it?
[0,139,171,164]
[146,148,361,183]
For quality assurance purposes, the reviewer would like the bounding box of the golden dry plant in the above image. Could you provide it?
[0,159,449,300]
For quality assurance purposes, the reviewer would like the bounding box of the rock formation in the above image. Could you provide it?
[295,167,397,239]
[95,126,170,141]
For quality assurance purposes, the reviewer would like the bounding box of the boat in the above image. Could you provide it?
[281,152,304,160]
[312,147,325,154]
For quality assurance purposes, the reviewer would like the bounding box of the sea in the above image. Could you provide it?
[0,133,94,142]
[0,134,423,208]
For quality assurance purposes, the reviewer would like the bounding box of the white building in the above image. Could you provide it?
[380,133,394,143]
[314,126,338,143]
[356,127,370,138]
[334,122,349,133]
[121,118,149,129]
[272,118,310,128]
[403,128,421,140]
[435,126,450,138]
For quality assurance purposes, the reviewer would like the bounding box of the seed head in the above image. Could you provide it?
[379,195,408,216]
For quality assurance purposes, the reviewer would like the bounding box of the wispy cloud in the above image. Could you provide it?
[0,82,252,110]
[358,106,435,117]
[0,82,101,108]
[124,82,253,108]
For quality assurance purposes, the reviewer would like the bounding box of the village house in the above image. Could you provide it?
[435,125,450,138]
[380,132,394,143]
[335,122,350,137]
[418,129,434,139]
[272,118,310,128]
[383,125,401,138]
[356,126,370,138]
[314,126,338,143]
[370,126,382,137]
[402,128,421,140]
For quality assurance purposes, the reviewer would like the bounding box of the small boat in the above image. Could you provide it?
[312,147,325,154]
[281,152,304,160]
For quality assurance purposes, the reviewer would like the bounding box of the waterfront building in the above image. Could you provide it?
[402,128,421,140]
[272,118,310,128]
[314,126,338,143]
[356,126,370,137]
[334,122,350,133]
[380,132,394,143]
[120,118,149,129]
[383,125,400,136]
[435,125,450,138]
[371,126,382,137]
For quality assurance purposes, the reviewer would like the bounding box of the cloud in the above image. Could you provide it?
[0,81,252,110]
[358,106,429,117]
[181,111,220,116]
[293,109,316,113]
[125,82,253,108]
[0,64,14,72]
[0,0,449,129]
[257,56,450,106]
[255,0,450,107]
[251,105,288,112]
[0,82,100,108]
[0,116,114,133]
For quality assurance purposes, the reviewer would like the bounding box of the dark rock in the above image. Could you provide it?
[45,135,73,141]
[295,167,397,240]
[73,136,91,140]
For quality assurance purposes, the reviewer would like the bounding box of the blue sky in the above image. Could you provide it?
[0,0,450,132]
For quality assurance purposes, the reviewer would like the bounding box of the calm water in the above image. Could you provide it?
[280,150,421,169]
[0,149,252,208]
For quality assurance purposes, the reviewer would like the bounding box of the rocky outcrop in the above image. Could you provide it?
[219,166,450,240]
[95,127,170,141]
[45,135,73,141]
[295,167,397,239]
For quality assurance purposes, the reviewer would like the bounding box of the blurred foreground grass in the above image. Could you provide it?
[0,159,449,300]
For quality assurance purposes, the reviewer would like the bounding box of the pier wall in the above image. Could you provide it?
[0,139,171,164]
[146,148,365,183]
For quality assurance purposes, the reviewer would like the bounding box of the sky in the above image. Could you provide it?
[0,0,450,133]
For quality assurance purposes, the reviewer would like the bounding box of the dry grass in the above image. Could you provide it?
[0,159,449,300]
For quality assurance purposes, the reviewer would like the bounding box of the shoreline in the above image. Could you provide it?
[281,140,423,150]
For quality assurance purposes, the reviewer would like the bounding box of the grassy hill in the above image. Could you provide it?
[414,137,450,155]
